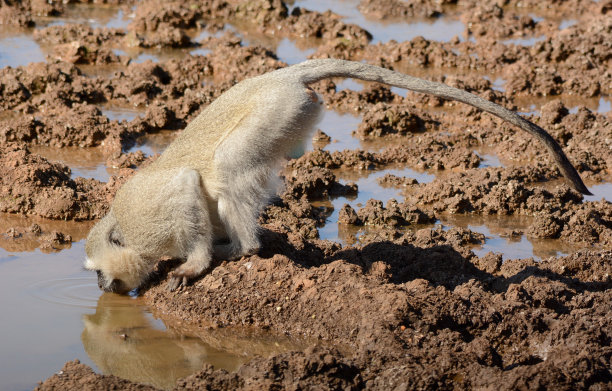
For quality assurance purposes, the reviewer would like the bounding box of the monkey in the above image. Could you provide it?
[84,59,591,294]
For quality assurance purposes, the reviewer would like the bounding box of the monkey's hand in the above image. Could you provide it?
[167,271,189,292]
[167,254,211,292]
[168,265,198,291]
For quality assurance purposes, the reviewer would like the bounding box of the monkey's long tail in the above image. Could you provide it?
[291,59,591,195]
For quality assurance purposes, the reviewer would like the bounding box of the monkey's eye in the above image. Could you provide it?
[108,230,123,247]
[110,237,122,246]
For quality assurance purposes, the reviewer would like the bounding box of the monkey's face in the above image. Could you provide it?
[85,214,148,294]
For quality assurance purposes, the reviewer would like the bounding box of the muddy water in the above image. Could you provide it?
[30,145,114,182]
[37,3,132,30]
[289,0,465,43]
[316,166,436,243]
[0,232,297,390]
[0,30,46,68]
[438,214,582,260]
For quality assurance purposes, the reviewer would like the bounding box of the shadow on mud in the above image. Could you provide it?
[145,227,609,302]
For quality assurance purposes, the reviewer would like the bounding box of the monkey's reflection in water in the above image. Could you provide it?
[82,293,244,390]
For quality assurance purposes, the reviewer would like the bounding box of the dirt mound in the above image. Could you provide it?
[37,244,612,390]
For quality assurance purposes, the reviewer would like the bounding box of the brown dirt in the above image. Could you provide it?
[0,0,609,389]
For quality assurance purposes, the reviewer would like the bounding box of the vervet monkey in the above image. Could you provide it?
[85,59,591,293]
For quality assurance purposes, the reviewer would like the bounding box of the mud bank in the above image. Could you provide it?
[38,247,612,390]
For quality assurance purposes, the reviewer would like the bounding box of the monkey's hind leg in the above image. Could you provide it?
[211,164,276,261]
[164,169,214,291]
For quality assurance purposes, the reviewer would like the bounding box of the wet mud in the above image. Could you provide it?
[0,0,610,389]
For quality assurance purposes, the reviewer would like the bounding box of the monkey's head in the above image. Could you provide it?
[85,212,149,294]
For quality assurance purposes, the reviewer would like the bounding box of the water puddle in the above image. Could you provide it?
[112,47,190,64]
[518,104,540,117]
[30,145,113,182]
[316,109,363,152]
[290,0,465,43]
[317,166,435,242]
[483,76,506,92]
[0,237,301,391]
[595,97,611,114]
[514,95,610,114]
[0,213,93,253]
[559,19,577,30]
[568,97,611,114]
[583,182,612,203]
[438,214,582,260]
[474,150,503,168]
[502,35,547,46]
[275,38,317,64]
[0,32,46,68]
[190,47,212,57]
[128,130,178,157]
[101,106,144,123]
[37,4,131,30]
[336,78,365,92]
[80,293,297,390]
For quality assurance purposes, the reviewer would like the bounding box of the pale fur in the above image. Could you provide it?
[85,59,590,293]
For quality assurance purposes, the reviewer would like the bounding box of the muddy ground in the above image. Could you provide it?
[0,0,610,389]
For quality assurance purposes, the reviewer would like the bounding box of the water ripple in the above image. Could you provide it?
[29,277,101,309]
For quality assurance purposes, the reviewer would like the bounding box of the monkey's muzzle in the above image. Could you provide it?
[96,270,129,294]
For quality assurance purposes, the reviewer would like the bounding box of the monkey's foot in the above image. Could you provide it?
[213,243,259,261]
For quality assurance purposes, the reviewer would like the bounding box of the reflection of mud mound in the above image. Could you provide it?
[81,293,301,390]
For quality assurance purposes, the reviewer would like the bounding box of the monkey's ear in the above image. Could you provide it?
[108,228,124,247]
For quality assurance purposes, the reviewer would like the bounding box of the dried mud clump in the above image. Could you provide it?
[461,4,539,41]
[34,25,128,64]
[317,83,399,112]
[127,0,201,48]
[339,199,435,227]
[408,166,612,247]
[0,61,106,113]
[0,0,59,27]
[355,102,438,137]
[3,104,123,148]
[36,360,157,391]
[284,166,358,200]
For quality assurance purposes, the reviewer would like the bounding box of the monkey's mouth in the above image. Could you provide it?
[103,279,130,294]
[96,271,130,294]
